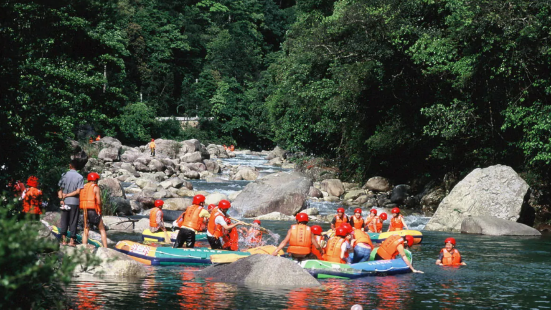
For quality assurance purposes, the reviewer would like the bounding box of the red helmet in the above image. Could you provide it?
[151,138,155,142]
[335,226,348,237]
[218,200,231,210]
[296,213,309,223]
[444,237,456,246]
[207,204,216,212]
[404,235,414,247]
[341,223,353,233]
[253,219,261,225]
[154,200,164,208]
[354,208,362,214]
[87,172,100,181]
[26,176,38,187]
[370,209,377,215]
[391,207,400,214]
[380,213,388,221]
[193,194,206,205]
[337,207,345,213]
[311,225,322,235]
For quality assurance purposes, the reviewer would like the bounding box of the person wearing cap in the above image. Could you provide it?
[58,160,84,247]
[436,238,466,266]
[149,200,167,233]
[173,194,210,248]
[375,234,422,273]
[149,138,156,156]
[271,213,323,261]
[21,176,43,221]
[206,200,240,250]
[80,172,108,248]
[239,219,264,247]
[331,207,349,230]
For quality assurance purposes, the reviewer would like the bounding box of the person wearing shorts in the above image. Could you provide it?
[79,172,108,248]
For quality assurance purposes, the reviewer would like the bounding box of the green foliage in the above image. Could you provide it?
[116,102,156,145]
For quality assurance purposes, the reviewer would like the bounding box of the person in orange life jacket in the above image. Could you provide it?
[80,172,108,248]
[366,209,382,233]
[221,217,240,251]
[58,161,84,247]
[272,213,323,261]
[323,226,352,264]
[310,225,326,259]
[149,200,167,233]
[375,234,423,273]
[206,200,240,250]
[21,176,43,221]
[350,225,374,263]
[379,212,388,230]
[96,135,101,141]
[436,237,466,266]
[331,207,349,230]
[173,195,209,248]
[149,139,156,156]
[349,208,365,231]
[239,219,264,246]
[387,207,408,232]
[8,179,26,198]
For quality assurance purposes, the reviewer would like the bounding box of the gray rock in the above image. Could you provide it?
[133,161,150,172]
[344,189,365,201]
[121,163,139,177]
[461,216,541,236]
[302,208,320,216]
[160,180,173,189]
[420,187,446,214]
[120,149,141,163]
[99,177,125,198]
[254,212,295,221]
[228,190,242,201]
[196,254,319,288]
[268,157,283,166]
[98,147,120,162]
[320,179,345,197]
[308,186,323,198]
[163,197,193,211]
[185,162,207,172]
[71,247,148,278]
[109,197,133,215]
[232,166,259,181]
[148,159,165,172]
[205,193,228,205]
[151,139,181,158]
[102,216,136,232]
[265,146,288,160]
[183,170,200,179]
[231,171,312,217]
[97,136,123,150]
[204,159,221,173]
[425,165,531,232]
[363,177,391,192]
[153,189,170,199]
[180,139,202,155]
[390,184,410,204]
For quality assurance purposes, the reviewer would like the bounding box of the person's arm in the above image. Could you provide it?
[220,221,239,230]
[436,251,444,265]
[311,233,323,253]
[58,189,65,205]
[398,245,423,273]
[330,217,336,230]
[93,185,102,213]
[157,210,166,231]
[272,229,291,255]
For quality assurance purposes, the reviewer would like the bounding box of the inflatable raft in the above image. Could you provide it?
[141,228,208,243]
[50,225,103,248]
[323,229,422,245]
[300,249,412,279]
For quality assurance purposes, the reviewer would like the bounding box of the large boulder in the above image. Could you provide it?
[163,197,193,211]
[204,159,221,173]
[320,179,345,197]
[425,165,531,232]
[205,193,228,206]
[97,136,123,149]
[255,212,295,221]
[151,139,180,158]
[181,151,203,163]
[102,216,136,232]
[70,247,148,278]
[98,147,119,162]
[109,197,133,215]
[120,149,141,163]
[362,177,391,192]
[99,177,125,198]
[265,146,288,160]
[196,254,319,288]
[231,171,312,217]
[390,184,410,204]
[461,216,541,236]
[232,166,259,181]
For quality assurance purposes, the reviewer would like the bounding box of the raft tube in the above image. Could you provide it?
[369,230,423,245]
[50,225,103,248]
[300,249,412,279]
[141,228,208,243]
[115,240,250,266]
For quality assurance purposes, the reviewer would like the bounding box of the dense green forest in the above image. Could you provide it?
[2,0,551,189]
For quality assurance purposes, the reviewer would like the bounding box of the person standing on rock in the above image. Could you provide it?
[322,226,352,264]
[436,238,467,266]
[331,207,349,230]
[149,138,156,157]
[58,161,84,247]
[349,208,365,231]
[206,200,240,250]
[271,213,323,261]
[366,209,382,233]
[375,235,423,273]
[21,176,43,221]
[149,200,167,234]
[173,194,209,248]
[388,207,408,231]
[79,172,108,248]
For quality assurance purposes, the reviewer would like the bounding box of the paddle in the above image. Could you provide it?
[229,217,270,233]
[163,229,171,243]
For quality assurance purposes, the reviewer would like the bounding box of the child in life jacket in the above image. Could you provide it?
[436,237,467,266]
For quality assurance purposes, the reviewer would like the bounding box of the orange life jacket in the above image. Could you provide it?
[352,229,373,249]
[149,207,163,228]
[150,142,155,149]
[351,216,364,229]
[79,183,101,213]
[96,136,100,141]
[389,216,404,231]
[287,224,312,255]
[222,227,239,251]
[246,228,263,244]
[323,237,349,264]
[180,204,204,231]
[311,235,324,259]
[334,215,349,229]
[207,209,225,238]
[441,248,462,266]
[376,234,403,260]
[22,187,42,214]
[366,215,381,232]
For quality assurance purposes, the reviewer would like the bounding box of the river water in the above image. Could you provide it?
[66,154,551,309]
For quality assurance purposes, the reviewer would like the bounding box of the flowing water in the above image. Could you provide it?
[66,154,551,309]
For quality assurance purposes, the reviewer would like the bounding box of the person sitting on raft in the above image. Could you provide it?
[323,226,352,264]
[239,219,263,246]
[206,200,240,250]
[388,207,409,232]
[436,237,467,266]
[310,225,326,259]
[271,213,323,261]
[350,225,374,263]
[331,207,349,230]
[79,172,108,248]
[149,200,167,234]
[375,234,423,273]
[365,209,382,233]
[349,208,365,231]
[173,194,210,248]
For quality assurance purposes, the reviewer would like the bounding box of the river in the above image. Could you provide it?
[66,154,551,309]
